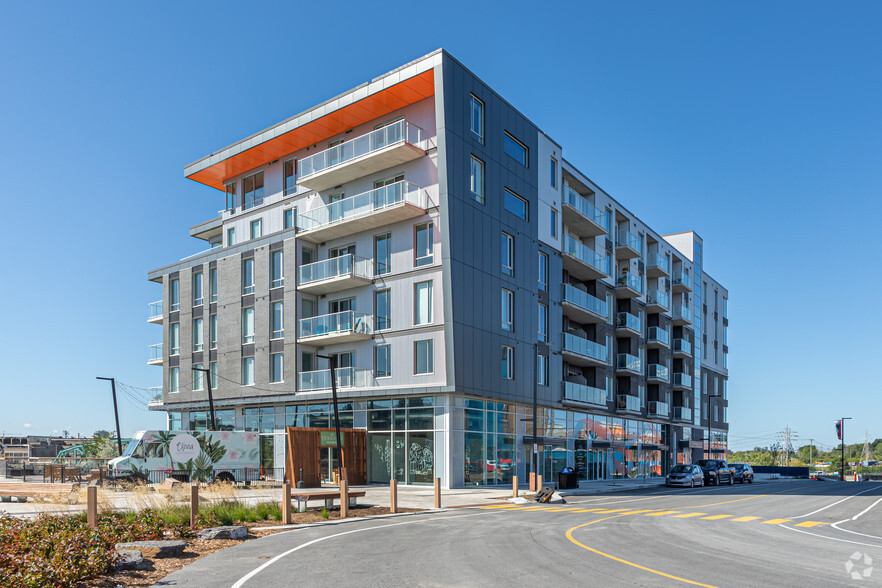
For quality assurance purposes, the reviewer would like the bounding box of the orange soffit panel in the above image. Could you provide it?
[187,69,435,191]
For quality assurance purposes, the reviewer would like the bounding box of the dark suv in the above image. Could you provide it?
[731,463,754,484]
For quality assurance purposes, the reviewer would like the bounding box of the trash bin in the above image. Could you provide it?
[558,471,579,490]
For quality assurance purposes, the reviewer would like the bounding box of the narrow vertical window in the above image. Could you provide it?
[375,344,391,378]
[374,233,391,276]
[284,208,295,229]
[470,155,485,204]
[283,159,296,195]
[169,279,180,312]
[170,323,180,355]
[250,219,262,240]
[538,303,547,342]
[169,367,179,393]
[227,228,236,246]
[192,318,203,352]
[550,157,557,188]
[242,307,254,344]
[501,232,514,276]
[537,353,548,386]
[270,353,284,383]
[192,363,204,391]
[414,222,433,267]
[538,252,548,291]
[271,302,284,339]
[241,357,254,385]
[209,315,218,349]
[209,361,217,388]
[192,272,203,306]
[470,94,484,140]
[242,259,254,294]
[208,268,217,303]
[414,340,434,374]
[550,208,558,238]
[501,345,513,379]
[225,182,237,212]
[375,289,391,330]
[271,251,284,288]
[414,281,433,325]
[501,289,513,332]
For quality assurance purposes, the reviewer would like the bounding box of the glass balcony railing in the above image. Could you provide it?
[148,344,162,362]
[673,406,693,421]
[564,187,608,230]
[616,230,643,254]
[563,381,608,406]
[299,180,427,232]
[616,353,642,373]
[647,364,670,382]
[299,120,423,178]
[673,271,692,289]
[673,338,692,355]
[299,367,373,392]
[616,271,642,293]
[647,289,669,309]
[647,253,669,274]
[562,284,607,318]
[148,387,163,404]
[649,401,669,417]
[616,312,641,333]
[673,373,693,388]
[563,333,608,363]
[563,235,606,274]
[148,300,162,321]
[299,254,373,285]
[617,394,640,412]
[674,305,691,322]
[298,311,371,339]
[647,326,670,346]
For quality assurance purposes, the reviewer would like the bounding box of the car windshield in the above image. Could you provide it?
[696,460,716,467]
[733,464,744,470]
[670,465,692,473]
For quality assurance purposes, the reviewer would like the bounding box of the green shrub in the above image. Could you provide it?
[321,507,330,519]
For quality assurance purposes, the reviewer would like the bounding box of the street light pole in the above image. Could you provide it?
[840,417,852,481]
[707,393,722,459]
[192,367,216,430]
[317,354,343,485]
[96,377,123,455]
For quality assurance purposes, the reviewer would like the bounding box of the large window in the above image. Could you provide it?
[504,189,529,221]
[375,289,391,330]
[242,307,254,344]
[283,159,296,195]
[501,345,513,379]
[414,222,433,267]
[225,182,237,212]
[538,252,548,291]
[192,363,204,391]
[374,233,391,276]
[470,94,484,140]
[192,318,203,352]
[414,339,434,374]
[243,171,264,209]
[375,344,391,378]
[271,251,284,288]
[169,367,179,393]
[192,272,203,306]
[209,315,218,350]
[504,132,528,166]
[250,219,262,240]
[270,353,284,383]
[414,281,433,325]
[501,289,513,332]
[242,258,254,294]
[538,303,547,342]
[169,278,179,312]
[208,268,217,303]
[271,302,284,339]
[170,323,180,355]
[241,357,254,385]
[470,155,485,204]
[501,232,514,276]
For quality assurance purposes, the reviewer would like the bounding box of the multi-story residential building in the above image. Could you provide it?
[147,49,729,488]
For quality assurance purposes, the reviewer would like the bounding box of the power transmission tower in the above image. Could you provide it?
[775,427,798,466]
[862,432,871,466]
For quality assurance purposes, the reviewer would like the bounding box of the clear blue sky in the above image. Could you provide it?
[1,2,879,452]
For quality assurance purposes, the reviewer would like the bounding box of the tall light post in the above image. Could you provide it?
[707,393,722,459]
[96,377,123,455]
[192,367,216,430]
[840,417,852,481]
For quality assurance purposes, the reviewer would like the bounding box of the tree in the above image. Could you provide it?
[80,430,120,459]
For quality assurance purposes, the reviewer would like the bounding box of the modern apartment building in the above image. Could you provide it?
[147,49,729,488]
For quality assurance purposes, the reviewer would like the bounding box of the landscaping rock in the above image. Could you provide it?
[115,549,149,571]
[197,525,248,540]
[509,497,532,504]
[160,477,181,489]
[115,540,187,558]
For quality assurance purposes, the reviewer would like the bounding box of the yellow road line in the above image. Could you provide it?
[566,515,718,587]
[687,494,771,509]
[731,516,761,522]
[644,510,681,516]
[480,505,520,509]
[762,518,791,525]
[794,521,827,528]
[619,510,658,515]
[701,515,732,520]
[673,513,708,518]
[594,508,631,513]
[570,508,609,513]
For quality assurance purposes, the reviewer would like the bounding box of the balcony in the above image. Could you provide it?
[673,304,692,325]
[615,312,641,336]
[298,180,429,243]
[147,344,162,366]
[648,401,669,418]
[673,338,692,357]
[615,271,642,298]
[615,230,642,259]
[562,381,608,407]
[297,120,426,192]
[647,326,670,348]
[672,373,693,390]
[646,289,669,312]
[562,187,608,237]
[148,300,163,324]
[617,394,640,413]
[647,364,670,383]
[297,311,372,345]
[562,332,608,367]
[299,367,373,392]
[673,406,693,421]
[616,353,642,375]
[562,235,607,281]
[561,284,608,324]
[298,255,373,295]
[646,253,670,277]
[148,387,163,407]
[673,270,692,293]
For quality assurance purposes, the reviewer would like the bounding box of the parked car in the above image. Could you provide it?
[666,464,705,488]
[695,459,736,486]
[731,463,754,484]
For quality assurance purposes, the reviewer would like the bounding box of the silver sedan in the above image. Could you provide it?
[666,464,705,488]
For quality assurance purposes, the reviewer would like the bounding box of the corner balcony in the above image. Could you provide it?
[646,253,670,277]
[299,367,374,392]
[562,332,608,368]
[617,394,641,413]
[672,304,692,325]
[298,255,373,295]
[562,235,607,281]
[646,289,669,313]
[298,180,429,243]
[148,300,163,324]
[672,372,693,390]
[615,230,643,259]
[562,381,608,407]
[297,120,426,192]
[673,406,693,422]
[562,187,608,237]
[615,312,641,337]
[297,311,372,345]
[672,270,692,293]
[647,364,670,383]
[616,353,642,375]
[148,387,163,407]
[648,401,669,418]
[673,338,692,357]
[147,344,163,366]
[646,326,670,348]
[561,284,608,324]
[615,271,642,298]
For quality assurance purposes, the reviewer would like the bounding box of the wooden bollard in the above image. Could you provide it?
[537,474,543,490]
[512,475,519,498]
[282,483,292,525]
[434,477,441,509]
[390,480,398,514]
[86,486,97,528]
[340,480,349,518]
[529,472,536,493]
[190,485,199,529]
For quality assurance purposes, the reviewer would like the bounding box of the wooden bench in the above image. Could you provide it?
[0,482,79,502]
[43,464,83,483]
[290,490,367,510]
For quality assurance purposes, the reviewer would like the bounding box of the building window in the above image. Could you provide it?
[301,351,314,372]
[170,323,180,356]
[374,233,391,276]
[284,208,295,229]
[243,171,264,209]
[501,345,513,379]
[414,339,434,374]
[537,353,547,386]
[501,288,513,332]
[271,302,284,339]
[209,361,217,388]
[192,363,204,391]
[301,247,314,265]
[283,159,296,195]
[538,303,547,342]
[209,315,218,350]
[242,258,254,294]
[375,344,391,378]
[470,94,484,140]
[504,189,529,221]
[504,132,528,166]
[225,182,237,212]
[169,278,179,312]
[242,307,254,344]
[538,252,548,291]
[470,155,485,204]
[550,157,557,188]
[169,367,179,393]
[250,219,262,240]
[208,268,217,303]
[270,353,284,383]
[241,357,254,385]
[227,228,235,246]
[271,251,284,288]
[501,232,514,276]
[192,318,203,352]
[414,281,433,325]
[192,272,203,306]
[414,222,433,267]
[550,208,558,238]
[375,289,391,330]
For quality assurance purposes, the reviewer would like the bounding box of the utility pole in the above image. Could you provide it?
[808,438,813,470]
[862,432,871,466]
[775,427,798,466]
[96,377,123,455]
[192,367,216,430]
[840,417,852,481]
[707,393,722,459]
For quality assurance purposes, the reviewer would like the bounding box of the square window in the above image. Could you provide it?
[501,232,514,276]
[250,219,262,240]
[414,339,434,374]
[270,353,284,383]
[504,132,528,166]
[375,344,391,378]
[470,94,484,140]
[504,189,529,221]
[414,281,433,325]
[414,222,433,267]
[242,357,254,385]
[501,345,513,379]
[501,288,513,332]
[470,155,485,204]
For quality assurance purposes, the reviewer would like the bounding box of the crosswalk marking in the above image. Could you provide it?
[673,513,708,518]
[794,521,827,528]
[644,510,680,516]
[762,518,791,525]
[701,514,732,520]
[731,516,761,522]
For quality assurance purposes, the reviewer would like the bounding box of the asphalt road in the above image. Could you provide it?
[154,480,882,587]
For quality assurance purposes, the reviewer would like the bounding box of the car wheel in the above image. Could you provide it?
[729,475,734,485]
[748,477,753,484]
[691,479,695,488]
